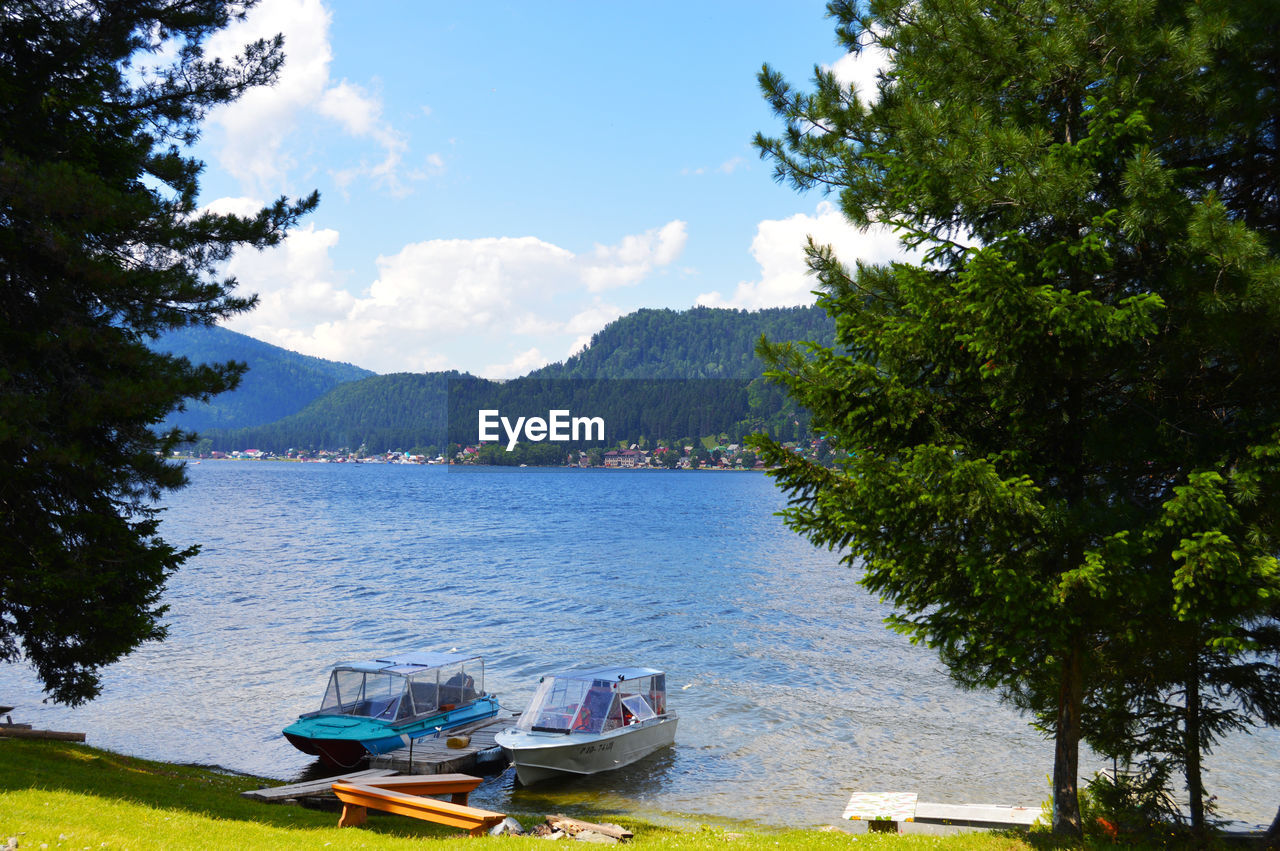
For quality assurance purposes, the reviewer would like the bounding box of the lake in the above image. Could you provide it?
[1,462,1275,829]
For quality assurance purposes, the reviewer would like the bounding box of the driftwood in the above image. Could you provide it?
[545,814,633,841]
[0,727,85,742]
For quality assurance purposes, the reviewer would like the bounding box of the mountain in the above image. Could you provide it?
[199,306,836,454]
[208,371,459,454]
[153,325,374,432]
[528,305,835,379]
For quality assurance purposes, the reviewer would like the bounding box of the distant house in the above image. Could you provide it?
[603,449,645,468]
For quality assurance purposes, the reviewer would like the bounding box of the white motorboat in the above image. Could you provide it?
[495,666,677,784]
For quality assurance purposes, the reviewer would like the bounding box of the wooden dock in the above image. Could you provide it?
[241,716,515,806]
[242,768,397,803]
[843,792,1041,835]
[0,706,85,742]
[369,715,515,775]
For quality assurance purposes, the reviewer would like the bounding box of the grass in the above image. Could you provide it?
[0,739,1223,849]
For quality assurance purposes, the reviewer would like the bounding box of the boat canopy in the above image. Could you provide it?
[515,668,666,735]
[315,654,484,723]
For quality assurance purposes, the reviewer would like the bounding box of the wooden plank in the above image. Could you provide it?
[241,768,395,801]
[0,728,85,742]
[914,802,1040,826]
[447,717,507,737]
[370,716,515,775]
[357,773,484,805]
[331,781,506,835]
[843,792,918,822]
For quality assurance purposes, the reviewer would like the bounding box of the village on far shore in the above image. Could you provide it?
[178,435,835,470]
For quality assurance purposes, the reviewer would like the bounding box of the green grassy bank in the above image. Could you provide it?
[0,739,1185,849]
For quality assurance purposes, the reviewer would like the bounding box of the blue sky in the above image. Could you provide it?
[195,1,898,377]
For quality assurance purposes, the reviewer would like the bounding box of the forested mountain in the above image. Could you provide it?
[201,306,834,454]
[153,325,373,431]
[211,372,457,454]
[528,305,834,379]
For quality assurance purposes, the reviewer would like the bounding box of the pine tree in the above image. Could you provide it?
[752,0,1280,836]
[0,1,317,705]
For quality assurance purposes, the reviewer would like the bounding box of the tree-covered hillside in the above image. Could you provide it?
[211,372,457,454]
[202,306,832,454]
[529,306,834,379]
[153,325,373,431]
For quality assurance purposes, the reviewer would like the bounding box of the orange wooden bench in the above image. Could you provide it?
[331,773,506,835]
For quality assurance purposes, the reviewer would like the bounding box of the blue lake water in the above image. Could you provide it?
[1,462,1275,828]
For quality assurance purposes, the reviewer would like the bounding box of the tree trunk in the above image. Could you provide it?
[1185,667,1205,834]
[1052,640,1084,837]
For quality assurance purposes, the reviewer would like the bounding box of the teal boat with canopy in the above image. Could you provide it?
[283,652,498,768]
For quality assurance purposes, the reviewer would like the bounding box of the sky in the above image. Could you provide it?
[192,1,900,378]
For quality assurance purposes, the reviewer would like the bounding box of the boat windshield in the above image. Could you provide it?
[319,669,408,720]
[317,658,484,722]
[516,672,666,734]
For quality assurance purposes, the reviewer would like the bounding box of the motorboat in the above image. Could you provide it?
[283,651,498,768]
[495,666,676,784]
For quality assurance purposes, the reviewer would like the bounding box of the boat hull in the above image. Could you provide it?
[283,694,499,769]
[496,714,677,785]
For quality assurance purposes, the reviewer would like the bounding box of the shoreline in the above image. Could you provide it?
[0,738,852,843]
[6,738,1274,846]
[176,455,776,471]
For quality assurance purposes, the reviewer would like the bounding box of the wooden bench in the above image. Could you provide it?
[331,774,505,835]
[340,773,484,804]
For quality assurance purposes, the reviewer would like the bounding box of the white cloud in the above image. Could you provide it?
[360,236,575,334]
[319,79,412,195]
[204,0,416,196]
[218,221,686,375]
[682,156,749,178]
[204,0,333,192]
[420,153,446,177]
[828,42,890,103]
[562,303,624,360]
[220,221,357,344]
[201,196,266,218]
[565,303,624,336]
[482,347,550,380]
[696,201,906,310]
[581,220,687,291]
[717,156,746,175]
[318,80,381,135]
